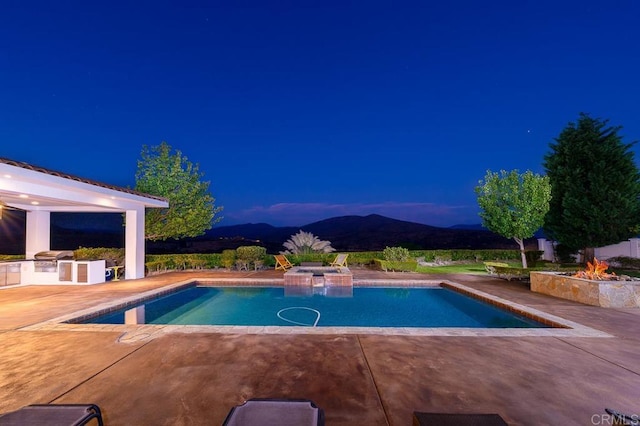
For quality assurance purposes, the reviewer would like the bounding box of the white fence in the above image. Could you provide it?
[537,238,640,262]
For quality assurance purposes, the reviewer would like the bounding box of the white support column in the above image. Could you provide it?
[537,238,555,261]
[125,207,146,279]
[25,210,51,259]
[630,238,640,258]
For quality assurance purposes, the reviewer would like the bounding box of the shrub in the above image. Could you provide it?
[74,247,124,267]
[236,246,267,270]
[383,246,410,262]
[145,253,223,272]
[608,256,640,270]
[221,249,236,269]
[555,244,577,263]
[0,254,25,261]
[236,246,266,261]
[525,250,543,267]
[373,259,417,272]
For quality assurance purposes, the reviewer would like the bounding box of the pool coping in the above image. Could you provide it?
[19,278,613,341]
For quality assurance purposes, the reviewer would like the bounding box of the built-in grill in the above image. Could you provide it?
[34,250,74,272]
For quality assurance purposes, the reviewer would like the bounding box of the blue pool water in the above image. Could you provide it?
[81,286,548,328]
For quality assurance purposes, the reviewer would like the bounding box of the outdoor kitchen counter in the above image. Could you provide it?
[19,259,107,286]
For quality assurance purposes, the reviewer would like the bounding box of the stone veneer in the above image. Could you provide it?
[284,266,353,287]
[530,271,640,308]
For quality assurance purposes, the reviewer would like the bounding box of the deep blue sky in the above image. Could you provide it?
[2,1,639,227]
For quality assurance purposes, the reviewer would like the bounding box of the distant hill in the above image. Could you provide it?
[150,214,535,253]
[0,212,536,254]
[449,223,487,231]
[450,222,547,239]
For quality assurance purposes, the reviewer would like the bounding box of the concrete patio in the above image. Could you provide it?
[1,267,639,425]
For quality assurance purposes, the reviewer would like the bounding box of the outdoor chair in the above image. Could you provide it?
[0,404,104,425]
[329,253,348,267]
[605,408,639,426]
[274,254,294,271]
[223,398,324,426]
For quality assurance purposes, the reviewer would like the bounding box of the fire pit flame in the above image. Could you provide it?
[573,257,616,280]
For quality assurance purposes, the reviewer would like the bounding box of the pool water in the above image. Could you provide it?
[83,286,548,328]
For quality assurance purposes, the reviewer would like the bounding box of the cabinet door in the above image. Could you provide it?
[59,262,73,282]
[7,264,20,285]
[77,264,88,283]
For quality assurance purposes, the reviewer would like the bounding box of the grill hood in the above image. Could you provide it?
[34,250,74,261]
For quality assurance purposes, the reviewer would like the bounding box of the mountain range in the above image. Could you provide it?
[0,212,537,254]
[148,214,537,254]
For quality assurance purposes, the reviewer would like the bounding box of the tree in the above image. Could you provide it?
[134,141,223,240]
[475,169,551,268]
[282,230,335,254]
[543,113,640,264]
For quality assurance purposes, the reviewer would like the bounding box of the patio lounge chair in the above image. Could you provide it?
[605,408,639,425]
[0,404,104,425]
[223,398,324,426]
[412,412,508,426]
[329,253,348,267]
[274,254,294,271]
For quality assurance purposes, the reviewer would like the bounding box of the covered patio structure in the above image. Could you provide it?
[0,157,168,281]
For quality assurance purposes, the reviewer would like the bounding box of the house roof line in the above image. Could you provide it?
[0,157,168,203]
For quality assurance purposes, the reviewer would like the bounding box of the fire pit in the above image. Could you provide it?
[530,258,640,308]
[573,257,617,280]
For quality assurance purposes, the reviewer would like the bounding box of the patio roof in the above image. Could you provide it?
[0,157,169,280]
[0,157,167,212]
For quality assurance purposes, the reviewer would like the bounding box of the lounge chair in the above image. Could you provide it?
[605,408,639,425]
[274,254,294,271]
[0,404,104,425]
[223,398,324,426]
[329,253,348,267]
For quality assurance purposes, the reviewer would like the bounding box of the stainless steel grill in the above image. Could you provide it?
[34,250,74,271]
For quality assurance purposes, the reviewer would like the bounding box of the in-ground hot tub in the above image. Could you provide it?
[284,266,353,287]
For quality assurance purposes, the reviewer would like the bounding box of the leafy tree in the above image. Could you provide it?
[135,141,223,240]
[475,169,551,268]
[282,230,335,254]
[543,113,640,264]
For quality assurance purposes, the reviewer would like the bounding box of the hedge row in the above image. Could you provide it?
[142,249,539,272]
[0,248,540,273]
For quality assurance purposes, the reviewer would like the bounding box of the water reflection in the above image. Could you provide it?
[124,305,145,324]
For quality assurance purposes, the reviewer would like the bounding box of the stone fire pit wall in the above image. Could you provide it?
[530,271,640,308]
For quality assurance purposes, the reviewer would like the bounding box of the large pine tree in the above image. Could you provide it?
[543,113,640,263]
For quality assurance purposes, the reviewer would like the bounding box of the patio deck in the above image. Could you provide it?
[1,268,638,425]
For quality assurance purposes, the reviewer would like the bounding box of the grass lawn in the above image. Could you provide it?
[413,261,640,279]
[415,263,494,274]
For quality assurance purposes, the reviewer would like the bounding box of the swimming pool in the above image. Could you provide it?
[79,285,549,328]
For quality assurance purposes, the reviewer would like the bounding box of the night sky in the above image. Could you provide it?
[2,1,639,227]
